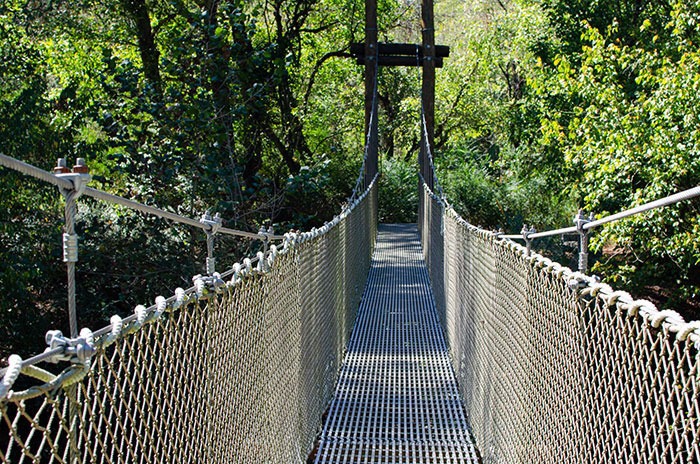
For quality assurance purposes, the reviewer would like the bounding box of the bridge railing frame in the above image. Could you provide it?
[0,172,378,463]
[419,179,700,464]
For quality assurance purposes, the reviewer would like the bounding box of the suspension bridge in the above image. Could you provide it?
[1,1,700,462]
[2,146,699,464]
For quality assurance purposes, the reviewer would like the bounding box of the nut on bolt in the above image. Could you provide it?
[72,158,89,174]
[53,158,71,174]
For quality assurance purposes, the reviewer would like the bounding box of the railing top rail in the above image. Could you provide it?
[0,153,284,241]
[500,226,577,241]
[0,172,379,377]
[584,185,700,230]
[500,185,700,241]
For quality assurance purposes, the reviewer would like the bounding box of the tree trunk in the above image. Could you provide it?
[120,0,161,95]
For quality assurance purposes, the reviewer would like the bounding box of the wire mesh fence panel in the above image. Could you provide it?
[0,181,378,464]
[420,184,700,464]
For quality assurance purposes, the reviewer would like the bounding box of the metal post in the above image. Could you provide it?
[574,210,593,273]
[54,158,91,338]
[54,158,91,464]
[200,212,222,276]
[365,0,378,188]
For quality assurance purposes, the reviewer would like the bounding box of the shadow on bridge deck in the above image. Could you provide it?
[310,224,480,463]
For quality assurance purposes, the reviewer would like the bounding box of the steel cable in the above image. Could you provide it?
[0,153,283,240]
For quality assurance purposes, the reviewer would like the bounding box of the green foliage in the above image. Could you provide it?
[0,0,371,356]
[433,0,700,315]
[378,158,418,223]
[437,144,574,231]
[533,15,700,306]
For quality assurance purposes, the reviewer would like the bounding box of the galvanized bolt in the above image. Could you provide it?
[54,158,71,174]
[72,158,89,174]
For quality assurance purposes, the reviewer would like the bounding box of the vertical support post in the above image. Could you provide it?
[521,224,536,257]
[54,158,91,464]
[365,0,378,189]
[64,194,79,339]
[55,158,91,339]
[574,210,593,273]
[421,0,436,190]
[201,212,222,276]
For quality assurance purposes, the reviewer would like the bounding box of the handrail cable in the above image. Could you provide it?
[0,255,252,374]
[0,159,380,374]
[499,185,700,240]
[0,153,284,241]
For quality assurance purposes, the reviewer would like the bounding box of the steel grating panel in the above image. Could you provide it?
[313,224,479,463]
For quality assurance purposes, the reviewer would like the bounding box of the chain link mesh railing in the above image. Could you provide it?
[0,179,377,464]
[420,183,700,464]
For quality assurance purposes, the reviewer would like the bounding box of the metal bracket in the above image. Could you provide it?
[55,158,92,200]
[574,210,594,273]
[521,224,536,256]
[44,330,94,364]
[200,211,222,234]
[200,212,222,275]
[258,224,275,254]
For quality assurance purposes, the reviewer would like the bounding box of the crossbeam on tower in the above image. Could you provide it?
[350,42,450,67]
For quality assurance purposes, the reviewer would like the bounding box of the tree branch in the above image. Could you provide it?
[299,21,340,34]
[302,49,353,107]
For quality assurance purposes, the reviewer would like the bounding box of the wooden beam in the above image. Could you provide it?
[354,55,445,68]
[350,43,448,67]
[350,42,449,58]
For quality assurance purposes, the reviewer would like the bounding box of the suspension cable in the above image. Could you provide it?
[420,111,444,198]
[415,40,444,200]
[349,44,380,203]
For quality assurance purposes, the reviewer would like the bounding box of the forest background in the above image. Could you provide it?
[1,0,699,357]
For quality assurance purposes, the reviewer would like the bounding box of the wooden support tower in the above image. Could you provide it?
[364,0,378,188]
[421,0,436,189]
[357,0,447,189]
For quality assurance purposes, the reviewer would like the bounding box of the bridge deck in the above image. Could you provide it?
[313,224,479,463]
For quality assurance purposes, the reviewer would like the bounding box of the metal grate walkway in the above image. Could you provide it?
[312,224,479,463]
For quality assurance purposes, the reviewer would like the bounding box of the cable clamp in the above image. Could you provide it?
[200,212,222,235]
[258,223,276,242]
[154,296,167,317]
[192,272,225,297]
[521,224,536,256]
[103,315,123,346]
[43,329,95,364]
[172,287,187,309]
[201,212,222,275]
[63,233,79,263]
[55,158,92,200]
[574,209,594,233]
